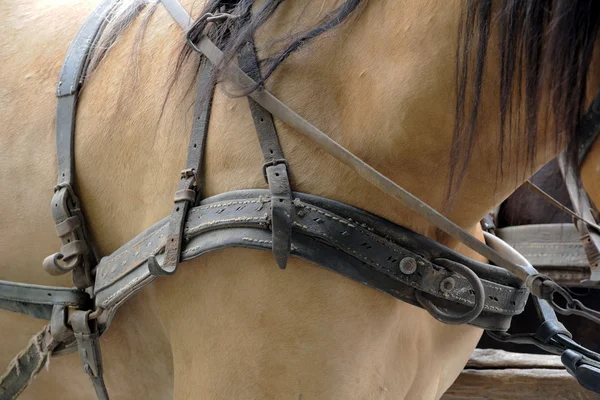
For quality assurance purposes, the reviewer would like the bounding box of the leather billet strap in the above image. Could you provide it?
[94,190,529,332]
[238,40,294,270]
[147,63,215,276]
[0,280,91,320]
[71,311,108,400]
[577,89,600,168]
[46,0,122,289]
[559,155,600,284]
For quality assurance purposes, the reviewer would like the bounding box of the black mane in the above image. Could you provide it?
[452,0,600,192]
[178,0,600,194]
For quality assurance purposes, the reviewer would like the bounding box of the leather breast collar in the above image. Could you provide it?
[1,0,600,398]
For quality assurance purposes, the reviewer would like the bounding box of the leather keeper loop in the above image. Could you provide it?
[61,240,89,260]
[43,253,75,276]
[56,216,81,237]
[174,189,196,203]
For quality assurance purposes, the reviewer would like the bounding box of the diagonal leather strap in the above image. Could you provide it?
[238,39,293,269]
[148,64,215,276]
[0,326,58,400]
[188,36,541,283]
[160,0,193,30]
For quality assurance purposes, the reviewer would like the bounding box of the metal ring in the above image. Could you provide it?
[415,258,485,325]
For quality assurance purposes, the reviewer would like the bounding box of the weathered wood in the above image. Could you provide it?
[465,348,563,369]
[443,349,600,400]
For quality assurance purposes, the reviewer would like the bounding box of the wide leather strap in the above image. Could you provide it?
[238,39,294,269]
[94,190,529,332]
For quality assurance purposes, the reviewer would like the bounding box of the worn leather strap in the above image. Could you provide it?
[187,36,548,289]
[238,40,293,269]
[497,224,589,268]
[0,326,59,400]
[94,190,529,331]
[50,0,121,288]
[0,280,91,320]
[148,64,215,276]
[71,311,108,400]
[559,155,600,283]
[577,89,600,167]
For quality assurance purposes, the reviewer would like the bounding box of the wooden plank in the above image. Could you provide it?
[466,348,563,369]
[443,349,599,400]
[443,368,597,400]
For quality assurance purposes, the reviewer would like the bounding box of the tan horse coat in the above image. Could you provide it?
[0,0,591,398]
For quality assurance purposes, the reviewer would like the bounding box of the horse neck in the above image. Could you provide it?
[77,0,551,257]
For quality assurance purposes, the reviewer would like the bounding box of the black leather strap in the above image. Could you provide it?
[238,40,293,269]
[148,64,215,276]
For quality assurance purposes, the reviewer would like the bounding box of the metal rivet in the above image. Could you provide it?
[440,277,455,293]
[399,257,417,275]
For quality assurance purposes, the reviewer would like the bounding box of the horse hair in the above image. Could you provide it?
[452,0,600,195]
[86,0,600,193]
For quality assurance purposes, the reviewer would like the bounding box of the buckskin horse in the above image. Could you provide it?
[2,0,600,399]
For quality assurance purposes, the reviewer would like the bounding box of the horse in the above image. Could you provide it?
[1,0,599,398]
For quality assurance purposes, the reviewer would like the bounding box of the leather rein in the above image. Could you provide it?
[1,0,600,398]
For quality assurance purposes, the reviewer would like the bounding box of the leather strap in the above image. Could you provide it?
[148,64,215,276]
[238,39,293,269]
[559,155,600,283]
[94,190,530,331]
[160,0,193,30]
[0,326,59,400]
[49,0,120,288]
[577,89,600,167]
[188,36,542,283]
[0,280,91,320]
[71,311,108,400]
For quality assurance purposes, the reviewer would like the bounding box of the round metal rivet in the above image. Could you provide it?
[399,257,417,275]
[440,277,455,293]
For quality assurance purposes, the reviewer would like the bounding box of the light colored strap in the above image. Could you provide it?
[190,36,535,283]
[160,0,193,30]
[524,180,600,231]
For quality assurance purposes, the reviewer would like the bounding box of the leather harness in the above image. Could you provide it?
[2,0,600,398]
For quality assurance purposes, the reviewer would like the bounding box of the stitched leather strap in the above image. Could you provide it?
[188,36,546,286]
[94,190,530,332]
[238,40,293,269]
